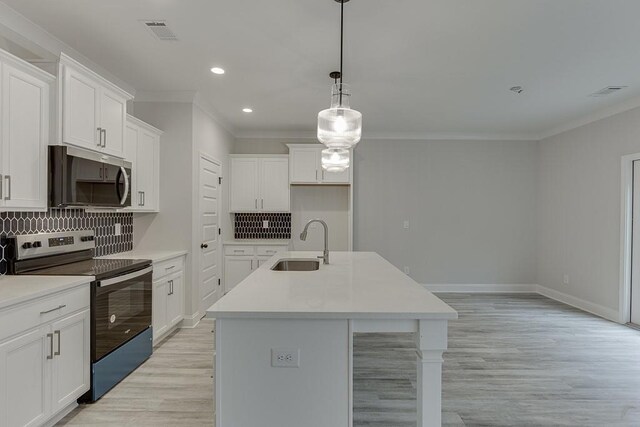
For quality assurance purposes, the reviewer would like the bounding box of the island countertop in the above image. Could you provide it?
[206,251,457,320]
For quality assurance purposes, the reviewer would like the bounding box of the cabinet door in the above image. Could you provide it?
[62,66,100,150]
[136,130,157,211]
[0,327,50,427]
[230,157,259,212]
[224,257,254,293]
[259,158,290,212]
[50,309,90,413]
[99,88,126,158]
[1,62,49,210]
[125,124,140,209]
[320,165,350,184]
[153,278,169,341]
[289,148,319,184]
[167,273,184,328]
[256,256,272,268]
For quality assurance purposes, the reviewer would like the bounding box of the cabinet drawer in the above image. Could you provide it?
[0,284,90,342]
[154,256,185,279]
[256,246,288,256]
[224,246,256,256]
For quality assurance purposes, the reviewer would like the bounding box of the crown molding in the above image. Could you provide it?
[133,90,198,104]
[538,94,640,140]
[0,2,135,96]
[192,93,237,137]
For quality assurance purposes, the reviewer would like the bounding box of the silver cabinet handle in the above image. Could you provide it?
[0,174,2,199]
[255,199,257,209]
[54,330,61,356]
[316,170,318,181]
[102,128,107,148]
[233,249,244,253]
[266,250,276,254]
[250,259,253,270]
[167,279,174,295]
[47,333,54,360]
[105,168,108,180]
[322,170,325,181]
[142,191,145,206]
[261,199,264,209]
[165,265,176,271]
[97,127,103,146]
[40,304,66,315]
[4,175,10,200]
[99,167,103,179]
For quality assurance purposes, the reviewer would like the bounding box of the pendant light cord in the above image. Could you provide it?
[339,0,344,105]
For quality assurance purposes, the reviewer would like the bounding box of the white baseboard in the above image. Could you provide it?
[423,283,537,293]
[535,285,619,322]
[422,283,620,323]
[43,401,78,427]
[180,311,202,328]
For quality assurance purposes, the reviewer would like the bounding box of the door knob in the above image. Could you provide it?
[201,243,209,249]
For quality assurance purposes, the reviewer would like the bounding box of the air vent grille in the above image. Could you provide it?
[141,21,178,41]
[589,86,628,97]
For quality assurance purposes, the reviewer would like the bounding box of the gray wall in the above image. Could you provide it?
[537,106,640,313]
[353,139,539,285]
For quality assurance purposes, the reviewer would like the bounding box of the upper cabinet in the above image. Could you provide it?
[230,155,289,212]
[287,144,351,185]
[125,115,161,212]
[0,49,54,212]
[60,54,132,159]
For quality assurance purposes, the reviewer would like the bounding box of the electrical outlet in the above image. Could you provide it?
[404,266,410,275]
[563,274,570,285]
[263,220,269,229]
[114,223,122,236]
[271,348,300,368]
[403,220,410,229]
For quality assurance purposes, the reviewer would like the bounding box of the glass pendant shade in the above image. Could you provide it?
[317,83,362,149]
[321,148,350,172]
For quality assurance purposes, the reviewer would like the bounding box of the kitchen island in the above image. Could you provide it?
[206,251,457,427]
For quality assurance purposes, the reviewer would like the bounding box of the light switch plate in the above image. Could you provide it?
[263,220,269,229]
[114,223,122,236]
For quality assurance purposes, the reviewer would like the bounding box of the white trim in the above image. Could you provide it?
[619,153,640,324]
[193,93,237,137]
[126,113,164,135]
[180,311,203,328]
[536,285,620,323]
[539,95,640,140]
[423,283,537,293]
[134,90,197,103]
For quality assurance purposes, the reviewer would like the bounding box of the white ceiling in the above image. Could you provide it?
[3,0,640,139]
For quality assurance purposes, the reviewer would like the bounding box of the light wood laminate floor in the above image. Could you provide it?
[58,294,640,426]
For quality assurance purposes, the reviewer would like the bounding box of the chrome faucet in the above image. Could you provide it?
[300,219,329,264]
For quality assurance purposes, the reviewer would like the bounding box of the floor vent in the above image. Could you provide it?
[141,21,178,41]
[589,86,628,97]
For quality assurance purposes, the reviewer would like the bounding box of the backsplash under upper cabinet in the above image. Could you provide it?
[0,209,133,274]
[234,213,291,239]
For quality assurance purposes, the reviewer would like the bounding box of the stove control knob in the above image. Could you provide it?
[22,242,33,249]
[32,241,42,248]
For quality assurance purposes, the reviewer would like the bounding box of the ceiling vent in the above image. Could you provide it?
[589,86,628,97]
[141,21,178,41]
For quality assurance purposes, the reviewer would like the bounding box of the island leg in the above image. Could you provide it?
[415,319,448,427]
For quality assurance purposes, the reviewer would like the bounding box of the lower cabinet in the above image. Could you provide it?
[223,244,289,294]
[0,285,90,427]
[152,255,185,343]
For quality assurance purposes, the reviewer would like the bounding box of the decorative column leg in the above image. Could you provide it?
[415,320,448,427]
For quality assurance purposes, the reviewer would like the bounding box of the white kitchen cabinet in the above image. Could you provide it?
[223,243,289,293]
[0,284,90,427]
[125,115,161,212]
[0,50,53,212]
[60,53,132,158]
[288,144,351,185]
[152,254,186,343]
[229,155,289,212]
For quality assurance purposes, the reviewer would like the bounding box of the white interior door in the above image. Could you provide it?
[632,160,640,325]
[199,155,222,315]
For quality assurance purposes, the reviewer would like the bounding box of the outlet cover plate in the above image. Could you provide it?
[271,348,300,368]
[114,223,122,236]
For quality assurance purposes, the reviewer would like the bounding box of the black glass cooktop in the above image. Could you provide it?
[29,258,151,281]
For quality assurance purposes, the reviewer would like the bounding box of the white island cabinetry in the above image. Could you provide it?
[207,251,457,427]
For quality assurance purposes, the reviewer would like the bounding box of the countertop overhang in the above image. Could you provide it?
[206,251,458,320]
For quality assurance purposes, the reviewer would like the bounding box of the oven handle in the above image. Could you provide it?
[97,266,153,288]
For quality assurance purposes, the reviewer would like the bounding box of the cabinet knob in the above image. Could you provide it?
[201,243,209,249]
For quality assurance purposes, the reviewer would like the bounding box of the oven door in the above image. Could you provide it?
[93,266,152,361]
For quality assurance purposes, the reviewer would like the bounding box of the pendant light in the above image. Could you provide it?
[317,0,362,156]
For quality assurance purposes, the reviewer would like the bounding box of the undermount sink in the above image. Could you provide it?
[271,259,320,272]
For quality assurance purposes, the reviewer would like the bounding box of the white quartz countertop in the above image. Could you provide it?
[206,251,457,320]
[98,249,187,264]
[223,239,290,246]
[0,275,91,310]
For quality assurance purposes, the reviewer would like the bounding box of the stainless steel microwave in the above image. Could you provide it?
[49,146,131,208]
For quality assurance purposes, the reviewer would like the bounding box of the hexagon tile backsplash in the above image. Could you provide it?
[234,213,291,239]
[0,209,133,274]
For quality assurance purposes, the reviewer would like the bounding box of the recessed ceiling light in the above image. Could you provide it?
[242,108,253,113]
[210,67,225,75]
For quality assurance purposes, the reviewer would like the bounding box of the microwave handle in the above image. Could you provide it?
[115,166,130,206]
[97,266,153,288]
